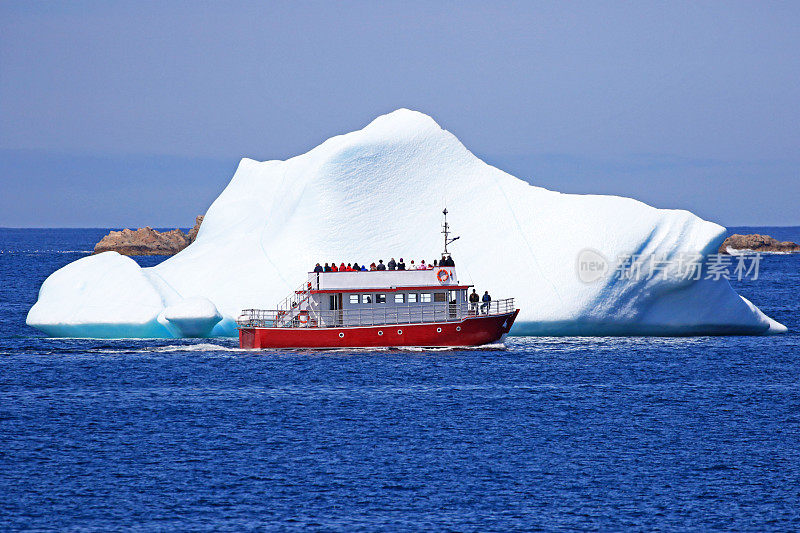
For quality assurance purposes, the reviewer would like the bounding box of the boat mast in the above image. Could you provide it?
[442,208,459,256]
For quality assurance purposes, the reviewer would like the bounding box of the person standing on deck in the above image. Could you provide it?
[397,258,406,270]
[481,291,491,314]
[388,258,396,270]
[469,289,479,314]
[314,263,323,273]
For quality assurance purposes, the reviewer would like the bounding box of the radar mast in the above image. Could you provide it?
[442,208,460,257]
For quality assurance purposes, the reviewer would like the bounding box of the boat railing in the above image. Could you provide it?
[275,279,314,313]
[237,298,515,329]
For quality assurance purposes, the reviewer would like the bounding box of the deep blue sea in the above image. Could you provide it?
[1,227,799,531]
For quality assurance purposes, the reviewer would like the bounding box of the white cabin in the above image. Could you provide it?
[236,265,516,329]
[304,267,469,326]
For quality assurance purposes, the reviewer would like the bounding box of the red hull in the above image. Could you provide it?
[239,310,519,349]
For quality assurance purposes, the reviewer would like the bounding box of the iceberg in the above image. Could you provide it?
[27,109,786,338]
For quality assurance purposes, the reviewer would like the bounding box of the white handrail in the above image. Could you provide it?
[237,298,515,328]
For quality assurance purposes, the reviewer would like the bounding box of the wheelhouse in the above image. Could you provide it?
[308,268,470,327]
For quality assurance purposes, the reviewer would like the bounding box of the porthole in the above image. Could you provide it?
[436,327,442,333]
[378,330,383,336]
[339,332,344,338]
[456,326,461,332]
[397,329,403,335]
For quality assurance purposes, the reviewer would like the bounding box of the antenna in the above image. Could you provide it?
[442,208,460,255]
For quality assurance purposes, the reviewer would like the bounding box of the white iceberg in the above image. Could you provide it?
[27,109,786,338]
[26,252,223,338]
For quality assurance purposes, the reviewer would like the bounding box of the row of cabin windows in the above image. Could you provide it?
[348,292,446,305]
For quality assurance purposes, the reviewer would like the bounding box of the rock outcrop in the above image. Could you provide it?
[186,215,204,242]
[719,233,800,254]
[93,216,204,256]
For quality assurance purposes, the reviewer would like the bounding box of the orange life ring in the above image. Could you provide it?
[436,269,449,283]
[298,312,309,324]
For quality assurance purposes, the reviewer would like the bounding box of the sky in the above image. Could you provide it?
[1,1,798,227]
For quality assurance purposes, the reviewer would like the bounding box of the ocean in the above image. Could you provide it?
[1,227,799,530]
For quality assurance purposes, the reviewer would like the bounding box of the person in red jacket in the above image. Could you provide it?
[331,262,338,272]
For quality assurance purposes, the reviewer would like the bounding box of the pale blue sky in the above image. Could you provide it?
[1,1,798,227]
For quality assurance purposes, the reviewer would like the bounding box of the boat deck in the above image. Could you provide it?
[237,298,515,329]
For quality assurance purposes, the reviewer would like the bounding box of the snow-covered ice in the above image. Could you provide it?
[162,297,222,338]
[27,109,786,337]
[26,252,171,338]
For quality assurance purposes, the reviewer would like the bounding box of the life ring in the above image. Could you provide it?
[298,312,309,325]
[436,269,449,283]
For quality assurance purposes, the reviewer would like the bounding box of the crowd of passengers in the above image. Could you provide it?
[313,255,455,273]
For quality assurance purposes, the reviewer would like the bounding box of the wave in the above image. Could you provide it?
[87,342,245,354]
[726,248,796,255]
[26,339,508,356]
[398,343,507,352]
[153,343,245,353]
[0,250,92,254]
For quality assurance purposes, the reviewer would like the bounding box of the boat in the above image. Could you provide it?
[236,210,519,349]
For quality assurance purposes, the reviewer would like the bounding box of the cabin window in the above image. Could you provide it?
[376,294,386,304]
[434,293,446,303]
[420,293,432,303]
[349,294,359,304]
[408,293,418,303]
[394,293,405,303]
[362,294,372,304]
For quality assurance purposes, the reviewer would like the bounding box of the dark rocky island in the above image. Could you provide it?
[94,216,204,256]
[719,233,800,254]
